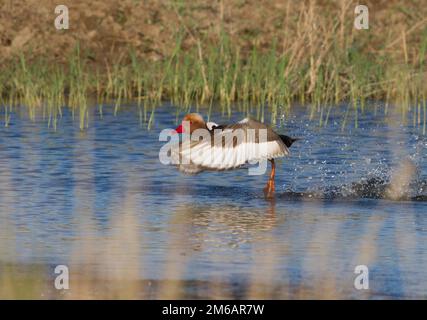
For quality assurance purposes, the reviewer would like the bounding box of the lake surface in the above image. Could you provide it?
[0,102,426,299]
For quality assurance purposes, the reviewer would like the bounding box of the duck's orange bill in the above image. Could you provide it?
[174,124,184,134]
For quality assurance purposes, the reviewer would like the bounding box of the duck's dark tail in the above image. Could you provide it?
[279,135,300,148]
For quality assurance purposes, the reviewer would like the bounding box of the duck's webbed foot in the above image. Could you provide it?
[263,159,276,199]
[263,178,275,199]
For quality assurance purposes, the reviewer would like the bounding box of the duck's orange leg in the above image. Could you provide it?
[263,159,276,199]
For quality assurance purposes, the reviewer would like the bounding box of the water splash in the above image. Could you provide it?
[290,159,427,201]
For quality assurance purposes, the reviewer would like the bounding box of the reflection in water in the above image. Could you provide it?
[0,104,426,299]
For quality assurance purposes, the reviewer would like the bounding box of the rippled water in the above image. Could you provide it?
[0,103,426,299]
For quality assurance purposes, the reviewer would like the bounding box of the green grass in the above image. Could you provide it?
[0,31,426,130]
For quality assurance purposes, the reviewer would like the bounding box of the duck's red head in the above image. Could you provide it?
[175,113,206,134]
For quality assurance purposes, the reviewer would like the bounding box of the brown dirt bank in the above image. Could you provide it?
[1,0,426,67]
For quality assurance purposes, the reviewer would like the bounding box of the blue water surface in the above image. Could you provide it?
[0,103,426,298]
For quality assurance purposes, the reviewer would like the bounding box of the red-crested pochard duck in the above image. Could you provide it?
[172,113,298,198]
